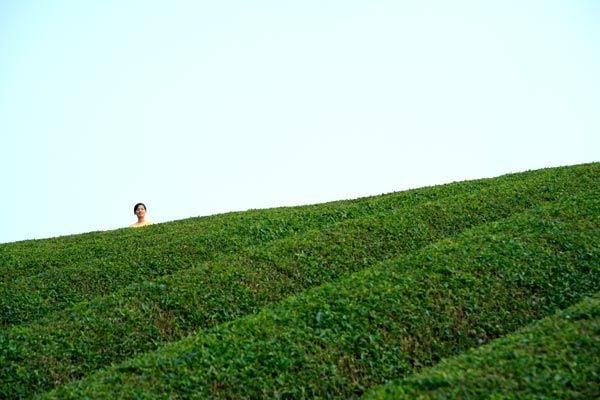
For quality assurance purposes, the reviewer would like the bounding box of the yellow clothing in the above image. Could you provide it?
[130,220,154,228]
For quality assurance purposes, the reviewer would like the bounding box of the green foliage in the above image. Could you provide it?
[0,162,598,399]
[41,190,600,399]
[0,170,498,327]
[363,294,600,399]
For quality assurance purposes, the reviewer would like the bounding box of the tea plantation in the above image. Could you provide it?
[1,163,598,399]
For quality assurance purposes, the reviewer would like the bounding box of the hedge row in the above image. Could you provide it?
[2,166,498,282]
[40,191,600,399]
[2,168,597,398]
[363,294,600,399]
[3,163,598,328]
[0,178,478,328]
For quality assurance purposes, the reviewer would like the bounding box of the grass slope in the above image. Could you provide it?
[363,294,600,399]
[0,193,432,327]
[41,190,600,399]
[1,168,503,327]
[1,164,598,398]
[2,163,596,328]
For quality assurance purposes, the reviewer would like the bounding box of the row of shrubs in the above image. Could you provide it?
[42,192,600,398]
[1,164,598,398]
[2,166,597,398]
[2,163,597,329]
[364,294,599,399]
[3,166,503,281]
[0,167,502,327]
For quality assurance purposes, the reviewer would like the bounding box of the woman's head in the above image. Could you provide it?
[134,203,147,214]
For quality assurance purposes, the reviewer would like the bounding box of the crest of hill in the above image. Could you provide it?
[2,163,597,328]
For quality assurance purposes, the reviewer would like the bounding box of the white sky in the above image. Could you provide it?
[1,0,599,244]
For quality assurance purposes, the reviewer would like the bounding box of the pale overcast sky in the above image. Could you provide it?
[1,0,599,244]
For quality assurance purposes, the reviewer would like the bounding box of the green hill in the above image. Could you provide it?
[1,163,598,399]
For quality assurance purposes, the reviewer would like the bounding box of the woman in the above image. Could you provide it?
[130,202,154,227]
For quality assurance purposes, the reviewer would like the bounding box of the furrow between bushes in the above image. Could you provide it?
[40,191,600,399]
[362,294,600,399]
[0,168,598,398]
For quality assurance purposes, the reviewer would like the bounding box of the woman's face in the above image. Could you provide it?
[135,205,147,218]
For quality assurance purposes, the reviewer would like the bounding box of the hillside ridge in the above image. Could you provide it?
[0,162,598,399]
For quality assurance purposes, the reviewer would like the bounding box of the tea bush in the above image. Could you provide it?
[42,191,599,399]
[363,294,599,399]
[0,163,597,399]
[2,165,598,398]
[0,171,499,327]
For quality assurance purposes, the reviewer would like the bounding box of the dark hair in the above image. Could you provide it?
[134,203,147,213]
